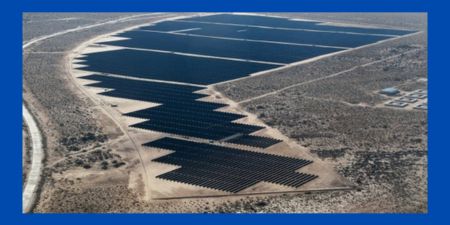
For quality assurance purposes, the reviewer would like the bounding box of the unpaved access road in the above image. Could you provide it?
[22,13,166,213]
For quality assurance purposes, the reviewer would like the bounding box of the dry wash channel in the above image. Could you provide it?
[71,13,415,198]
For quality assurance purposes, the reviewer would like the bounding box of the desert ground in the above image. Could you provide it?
[23,13,427,213]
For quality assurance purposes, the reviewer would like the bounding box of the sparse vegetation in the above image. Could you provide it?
[214,33,427,103]
[212,31,427,213]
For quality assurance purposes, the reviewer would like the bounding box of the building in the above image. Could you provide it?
[380,87,400,96]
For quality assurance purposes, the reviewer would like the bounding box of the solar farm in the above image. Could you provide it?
[70,13,416,198]
[23,13,427,212]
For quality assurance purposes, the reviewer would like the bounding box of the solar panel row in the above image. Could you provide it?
[146,137,318,193]
[100,30,340,64]
[81,74,203,92]
[227,135,282,148]
[101,90,225,110]
[141,21,394,48]
[81,74,282,148]
[125,106,245,123]
[131,119,263,141]
[76,48,278,85]
[181,14,414,36]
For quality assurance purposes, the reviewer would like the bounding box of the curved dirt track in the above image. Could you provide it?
[22,13,168,212]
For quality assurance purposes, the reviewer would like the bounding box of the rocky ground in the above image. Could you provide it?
[212,15,427,212]
[214,97,427,212]
[268,13,427,30]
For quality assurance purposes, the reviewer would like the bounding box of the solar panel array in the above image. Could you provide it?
[80,74,318,192]
[74,14,402,193]
[81,74,282,148]
[76,14,414,85]
[146,137,318,193]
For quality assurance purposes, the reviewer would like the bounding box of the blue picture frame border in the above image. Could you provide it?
[4,0,446,224]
